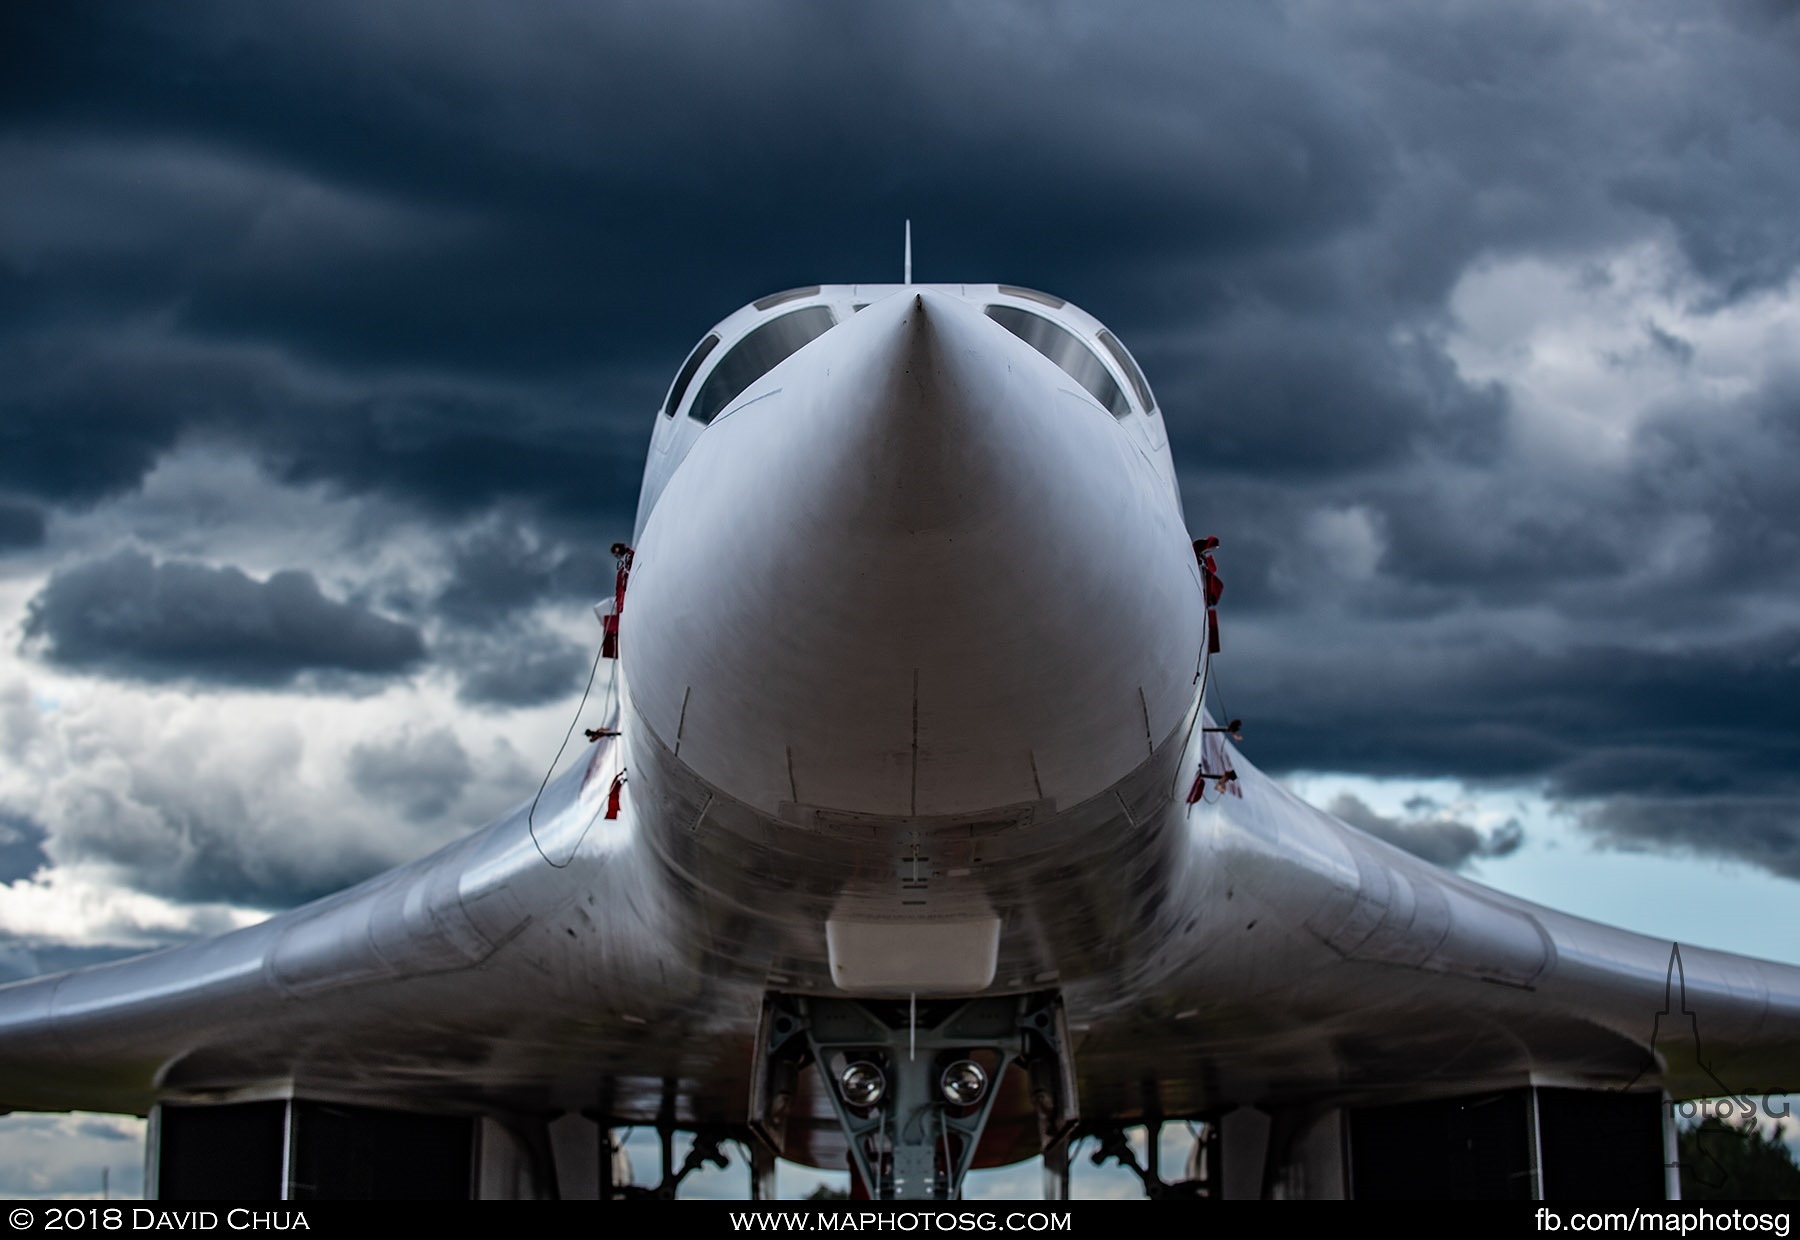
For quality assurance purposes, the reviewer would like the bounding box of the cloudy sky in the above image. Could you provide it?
[4,0,1799,1197]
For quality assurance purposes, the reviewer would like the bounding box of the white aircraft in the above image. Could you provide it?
[1,281,1795,1201]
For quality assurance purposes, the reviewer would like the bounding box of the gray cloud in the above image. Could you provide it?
[0,501,46,551]
[74,1118,135,1143]
[0,812,50,883]
[0,342,186,505]
[1329,792,1524,871]
[434,516,616,627]
[347,726,473,823]
[1162,316,1504,478]
[1241,630,1800,782]
[46,764,407,910]
[0,679,519,911]
[21,550,424,685]
[1232,627,1800,879]
[0,0,1377,516]
[1577,796,1800,883]
[448,625,594,709]
[0,1111,145,1197]
[0,944,37,986]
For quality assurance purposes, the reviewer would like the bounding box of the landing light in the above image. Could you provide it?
[840,1060,886,1107]
[940,1059,988,1106]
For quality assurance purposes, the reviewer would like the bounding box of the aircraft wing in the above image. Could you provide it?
[0,729,756,1123]
[2,712,1793,1194]
[1062,729,1800,1120]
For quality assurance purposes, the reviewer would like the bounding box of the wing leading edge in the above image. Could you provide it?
[0,727,747,1120]
[1059,720,1800,1123]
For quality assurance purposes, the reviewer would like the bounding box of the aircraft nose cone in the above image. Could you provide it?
[626,290,1203,821]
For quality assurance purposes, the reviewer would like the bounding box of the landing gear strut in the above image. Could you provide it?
[752,991,1076,1200]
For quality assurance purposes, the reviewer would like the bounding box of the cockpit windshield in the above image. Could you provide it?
[688,306,836,425]
[1096,329,1156,414]
[662,333,719,418]
[983,305,1131,419]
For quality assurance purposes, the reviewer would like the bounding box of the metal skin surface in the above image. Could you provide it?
[0,284,1795,1180]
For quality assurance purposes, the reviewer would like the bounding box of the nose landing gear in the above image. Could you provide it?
[751,991,1077,1200]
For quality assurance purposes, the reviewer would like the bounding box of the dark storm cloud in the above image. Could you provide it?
[3,0,1791,462]
[1234,627,1800,877]
[447,626,593,709]
[1328,793,1523,872]
[1629,375,1800,597]
[0,329,651,528]
[435,520,570,625]
[1578,797,1800,882]
[418,518,617,712]
[0,0,1384,515]
[21,550,424,685]
[1601,3,1800,304]
[0,340,188,504]
[434,516,619,626]
[50,780,403,911]
[1190,343,1800,630]
[1161,315,1508,478]
[2,0,1780,548]
[1367,481,1630,601]
[0,502,46,551]
[258,382,651,526]
[0,813,50,884]
[347,727,473,823]
[1244,630,1800,781]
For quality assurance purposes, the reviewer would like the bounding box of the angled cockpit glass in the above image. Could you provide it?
[996,284,1066,309]
[1097,329,1156,415]
[984,305,1131,419]
[753,286,821,310]
[663,333,720,418]
[688,306,837,425]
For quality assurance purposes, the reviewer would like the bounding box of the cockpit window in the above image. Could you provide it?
[1097,329,1156,414]
[689,306,837,425]
[984,305,1131,419]
[663,333,720,418]
[754,286,822,310]
[996,284,1066,310]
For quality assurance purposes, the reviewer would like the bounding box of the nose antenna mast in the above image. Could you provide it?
[903,219,912,285]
